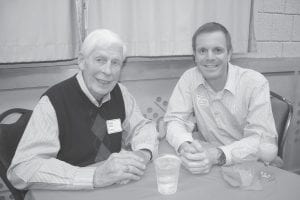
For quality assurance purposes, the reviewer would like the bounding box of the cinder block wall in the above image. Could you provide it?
[254,0,300,57]
[253,0,300,174]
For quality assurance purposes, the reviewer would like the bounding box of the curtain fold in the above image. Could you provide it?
[75,0,85,45]
[87,0,252,56]
[0,0,79,63]
[0,0,252,63]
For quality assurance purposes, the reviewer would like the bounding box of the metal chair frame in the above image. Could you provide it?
[0,108,32,200]
[270,91,293,159]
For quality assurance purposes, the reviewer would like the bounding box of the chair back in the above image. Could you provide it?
[270,91,293,159]
[0,108,32,200]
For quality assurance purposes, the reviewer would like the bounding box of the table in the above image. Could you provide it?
[25,141,300,200]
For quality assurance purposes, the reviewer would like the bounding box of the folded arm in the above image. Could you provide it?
[7,96,96,190]
[119,84,159,162]
[219,81,278,165]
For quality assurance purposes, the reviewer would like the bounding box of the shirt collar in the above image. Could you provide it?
[194,67,206,86]
[195,62,237,95]
[223,63,237,95]
[76,71,111,107]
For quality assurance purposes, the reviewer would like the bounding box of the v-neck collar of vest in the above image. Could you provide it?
[76,72,111,108]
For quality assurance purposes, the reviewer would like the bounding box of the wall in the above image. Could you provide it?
[254,0,300,57]
[1,57,300,171]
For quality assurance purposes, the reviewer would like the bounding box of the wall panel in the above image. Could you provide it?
[1,57,300,172]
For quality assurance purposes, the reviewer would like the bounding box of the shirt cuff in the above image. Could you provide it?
[138,149,153,161]
[132,144,156,160]
[73,167,96,189]
[218,146,232,166]
[169,133,194,154]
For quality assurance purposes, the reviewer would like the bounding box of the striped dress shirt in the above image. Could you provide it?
[165,63,277,165]
[7,71,158,190]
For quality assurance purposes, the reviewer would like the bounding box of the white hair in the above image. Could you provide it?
[80,29,126,59]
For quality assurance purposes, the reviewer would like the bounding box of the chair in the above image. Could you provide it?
[0,108,32,200]
[270,91,293,159]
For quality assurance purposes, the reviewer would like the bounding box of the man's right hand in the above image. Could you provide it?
[179,140,211,174]
[93,150,146,187]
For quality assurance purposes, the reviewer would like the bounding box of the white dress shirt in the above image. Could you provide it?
[7,72,158,190]
[164,63,277,165]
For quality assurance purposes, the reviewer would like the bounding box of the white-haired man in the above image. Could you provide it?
[8,29,158,190]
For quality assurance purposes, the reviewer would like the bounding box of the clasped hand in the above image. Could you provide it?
[179,140,215,174]
[93,149,149,187]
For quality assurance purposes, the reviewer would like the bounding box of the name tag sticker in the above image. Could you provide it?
[197,95,209,106]
[106,119,122,134]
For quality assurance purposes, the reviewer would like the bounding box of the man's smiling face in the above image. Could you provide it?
[194,31,232,86]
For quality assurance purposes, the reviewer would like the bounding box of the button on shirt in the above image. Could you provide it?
[7,72,158,190]
[164,63,277,165]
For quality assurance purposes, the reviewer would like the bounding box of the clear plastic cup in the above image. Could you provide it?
[154,154,181,195]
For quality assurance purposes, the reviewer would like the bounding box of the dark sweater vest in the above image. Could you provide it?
[42,75,125,167]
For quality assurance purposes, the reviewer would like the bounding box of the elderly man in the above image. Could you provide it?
[164,22,278,174]
[7,29,158,189]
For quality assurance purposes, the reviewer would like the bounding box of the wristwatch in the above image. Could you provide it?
[216,148,226,166]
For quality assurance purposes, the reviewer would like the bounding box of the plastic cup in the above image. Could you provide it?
[154,154,181,195]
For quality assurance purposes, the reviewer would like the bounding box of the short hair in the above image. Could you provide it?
[80,29,126,59]
[192,22,232,53]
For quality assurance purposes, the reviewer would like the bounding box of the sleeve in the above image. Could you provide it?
[119,84,159,159]
[219,80,278,165]
[164,72,195,152]
[7,96,96,190]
